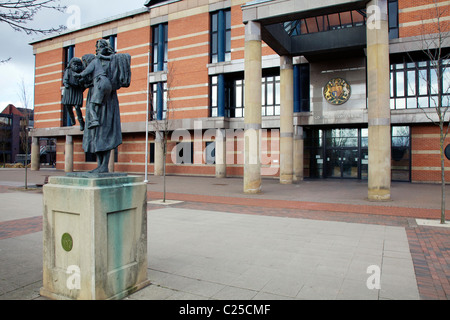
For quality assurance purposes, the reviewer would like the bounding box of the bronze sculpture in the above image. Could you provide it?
[62,57,86,131]
[73,39,131,173]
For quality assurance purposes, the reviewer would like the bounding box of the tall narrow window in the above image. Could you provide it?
[294,64,310,112]
[234,79,245,118]
[211,9,231,63]
[262,75,280,116]
[388,0,399,39]
[152,23,168,72]
[151,82,167,120]
[211,76,218,117]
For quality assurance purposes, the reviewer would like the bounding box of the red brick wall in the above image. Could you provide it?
[399,0,450,38]
[411,125,450,182]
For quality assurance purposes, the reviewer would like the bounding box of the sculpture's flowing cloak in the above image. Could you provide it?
[82,53,131,154]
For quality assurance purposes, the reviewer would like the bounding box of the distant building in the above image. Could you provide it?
[0,105,21,164]
[29,0,450,199]
[0,104,54,165]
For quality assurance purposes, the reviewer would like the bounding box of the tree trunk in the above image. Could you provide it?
[440,127,446,224]
[163,135,167,203]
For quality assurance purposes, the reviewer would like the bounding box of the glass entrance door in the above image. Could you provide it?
[325,148,359,178]
[341,149,359,178]
[324,128,359,179]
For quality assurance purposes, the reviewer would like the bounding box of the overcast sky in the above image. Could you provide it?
[0,0,146,110]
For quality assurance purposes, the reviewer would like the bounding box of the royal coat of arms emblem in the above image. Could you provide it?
[323,78,351,105]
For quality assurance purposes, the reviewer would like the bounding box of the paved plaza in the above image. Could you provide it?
[0,168,449,300]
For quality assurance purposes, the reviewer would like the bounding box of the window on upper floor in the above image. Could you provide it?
[64,45,75,68]
[390,58,450,110]
[210,70,282,118]
[152,23,168,72]
[388,0,399,39]
[261,75,280,117]
[103,35,117,52]
[211,9,231,64]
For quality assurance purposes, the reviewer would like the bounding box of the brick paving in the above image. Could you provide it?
[0,176,449,300]
[406,227,450,300]
[0,216,43,240]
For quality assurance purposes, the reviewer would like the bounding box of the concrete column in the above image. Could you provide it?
[244,21,262,194]
[280,56,294,184]
[367,0,391,201]
[108,149,115,172]
[293,126,304,183]
[31,137,40,171]
[64,135,73,173]
[154,131,164,176]
[215,128,226,178]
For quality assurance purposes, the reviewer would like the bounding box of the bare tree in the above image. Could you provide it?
[413,1,450,224]
[0,0,65,34]
[0,0,66,63]
[151,66,176,203]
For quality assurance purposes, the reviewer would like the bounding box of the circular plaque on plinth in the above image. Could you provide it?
[61,233,73,252]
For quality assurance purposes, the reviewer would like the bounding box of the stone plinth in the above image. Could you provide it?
[40,174,150,300]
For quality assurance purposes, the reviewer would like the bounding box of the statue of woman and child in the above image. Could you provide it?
[62,39,131,173]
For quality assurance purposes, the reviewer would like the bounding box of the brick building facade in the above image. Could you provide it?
[29,0,450,198]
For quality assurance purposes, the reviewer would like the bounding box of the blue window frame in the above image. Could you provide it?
[388,0,399,39]
[294,63,310,112]
[152,23,168,72]
[211,9,231,64]
[152,82,167,120]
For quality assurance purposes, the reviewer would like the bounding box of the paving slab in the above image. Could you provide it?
[127,207,420,300]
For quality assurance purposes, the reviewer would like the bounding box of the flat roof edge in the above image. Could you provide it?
[29,7,149,45]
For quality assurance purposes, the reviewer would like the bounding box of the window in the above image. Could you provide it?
[283,10,366,36]
[211,72,283,118]
[294,64,310,112]
[152,23,168,72]
[388,0,399,39]
[85,148,118,163]
[149,142,155,164]
[103,35,117,52]
[211,74,244,118]
[64,45,75,68]
[151,82,167,120]
[391,126,410,181]
[303,127,411,181]
[211,9,231,63]
[205,141,215,165]
[390,58,450,110]
[211,76,218,117]
[176,142,193,164]
[232,79,245,118]
[262,76,280,116]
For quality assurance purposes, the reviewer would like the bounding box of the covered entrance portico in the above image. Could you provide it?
[241,0,391,200]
